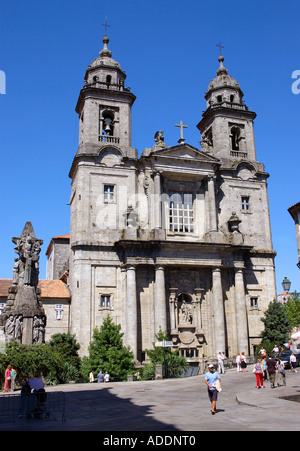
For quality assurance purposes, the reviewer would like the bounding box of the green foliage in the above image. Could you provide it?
[0,341,63,387]
[146,328,172,364]
[283,292,300,329]
[48,332,81,373]
[259,299,290,350]
[139,363,156,380]
[85,315,135,382]
[0,333,82,388]
[142,328,189,380]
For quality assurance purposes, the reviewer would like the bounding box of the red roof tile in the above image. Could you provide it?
[0,279,70,299]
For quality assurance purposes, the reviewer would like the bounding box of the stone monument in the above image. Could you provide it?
[0,222,46,346]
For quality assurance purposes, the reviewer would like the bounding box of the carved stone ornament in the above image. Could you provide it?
[0,222,46,346]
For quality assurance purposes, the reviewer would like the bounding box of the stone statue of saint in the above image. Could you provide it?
[33,316,46,344]
[14,315,23,343]
[179,300,193,325]
[5,316,15,341]
[12,258,19,285]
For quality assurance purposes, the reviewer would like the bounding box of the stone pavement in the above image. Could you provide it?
[0,365,299,431]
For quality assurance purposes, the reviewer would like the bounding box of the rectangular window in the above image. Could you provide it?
[100,295,111,308]
[241,196,250,211]
[250,297,258,309]
[104,185,115,202]
[55,304,63,320]
[169,191,194,233]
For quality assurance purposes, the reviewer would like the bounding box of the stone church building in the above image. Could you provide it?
[1,35,277,362]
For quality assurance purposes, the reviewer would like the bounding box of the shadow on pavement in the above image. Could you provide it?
[0,386,180,431]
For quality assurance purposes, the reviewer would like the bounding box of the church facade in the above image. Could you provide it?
[49,36,277,361]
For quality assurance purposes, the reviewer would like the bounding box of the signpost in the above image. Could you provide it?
[160,340,173,379]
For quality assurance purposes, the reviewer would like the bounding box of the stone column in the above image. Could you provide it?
[126,265,137,360]
[234,268,249,354]
[212,268,226,354]
[194,287,204,330]
[155,265,167,334]
[169,288,178,333]
[207,176,217,232]
[154,171,161,229]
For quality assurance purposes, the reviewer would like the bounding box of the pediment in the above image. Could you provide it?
[149,143,219,164]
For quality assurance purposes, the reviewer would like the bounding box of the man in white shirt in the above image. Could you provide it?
[290,353,298,372]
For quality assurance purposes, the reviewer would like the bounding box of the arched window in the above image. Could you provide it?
[230,126,241,150]
[178,293,192,303]
[102,110,114,136]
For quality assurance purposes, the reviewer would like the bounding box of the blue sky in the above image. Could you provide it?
[0,0,299,294]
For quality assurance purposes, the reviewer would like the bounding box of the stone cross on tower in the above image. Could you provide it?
[102,16,111,36]
[175,120,188,144]
[216,41,224,55]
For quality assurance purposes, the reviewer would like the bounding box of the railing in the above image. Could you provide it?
[209,101,248,111]
[0,391,66,423]
[98,136,120,144]
[230,150,248,158]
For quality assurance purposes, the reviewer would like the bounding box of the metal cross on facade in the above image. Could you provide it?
[216,42,224,55]
[175,120,188,144]
[102,17,111,36]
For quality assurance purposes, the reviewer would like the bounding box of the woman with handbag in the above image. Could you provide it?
[253,359,264,389]
[3,364,12,393]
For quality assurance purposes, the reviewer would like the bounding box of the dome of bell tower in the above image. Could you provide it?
[83,35,126,87]
[205,55,244,107]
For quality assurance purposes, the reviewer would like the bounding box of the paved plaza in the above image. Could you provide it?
[0,365,299,432]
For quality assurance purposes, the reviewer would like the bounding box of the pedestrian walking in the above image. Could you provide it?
[240,352,247,373]
[97,370,104,383]
[262,357,268,380]
[290,352,298,372]
[259,347,267,359]
[277,359,286,387]
[3,365,12,393]
[104,371,110,383]
[10,367,17,392]
[253,359,264,389]
[236,354,241,372]
[205,364,221,415]
[266,355,277,388]
[217,352,225,374]
[89,370,95,383]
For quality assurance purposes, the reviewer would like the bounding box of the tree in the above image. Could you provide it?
[86,315,134,382]
[259,299,290,351]
[48,332,81,371]
[283,292,300,329]
[143,328,189,380]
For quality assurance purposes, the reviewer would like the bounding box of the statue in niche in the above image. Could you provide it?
[179,300,193,325]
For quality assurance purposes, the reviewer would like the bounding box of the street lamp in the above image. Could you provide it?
[282,277,291,293]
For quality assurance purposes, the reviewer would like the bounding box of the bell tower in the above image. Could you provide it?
[197,55,257,162]
[75,35,136,152]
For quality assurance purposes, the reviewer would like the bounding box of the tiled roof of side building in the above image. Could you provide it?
[0,279,70,299]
